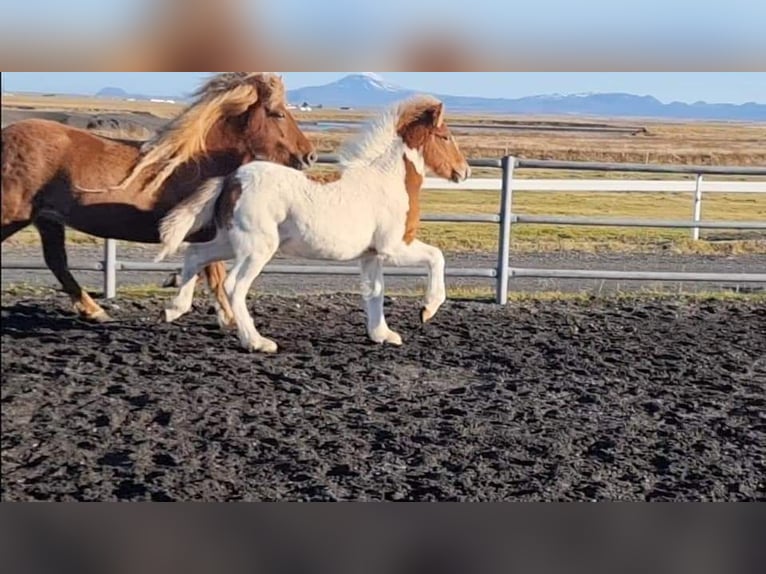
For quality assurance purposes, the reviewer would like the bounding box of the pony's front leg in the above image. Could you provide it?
[382,240,446,324]
[360,255,402,346]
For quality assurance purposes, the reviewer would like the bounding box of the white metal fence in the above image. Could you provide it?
[3,157,766,304]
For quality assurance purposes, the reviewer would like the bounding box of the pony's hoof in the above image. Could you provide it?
[245,338,279,354]
[164,308,183,323]
[421,307,436,324]
[260,339,279,354]
[370,329,403,346]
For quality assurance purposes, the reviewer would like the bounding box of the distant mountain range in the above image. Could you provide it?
[97,87,178,102]
[286,73,766,121]
[91,73,765,121]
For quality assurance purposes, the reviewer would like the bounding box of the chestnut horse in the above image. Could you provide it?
[157,96,470,353]
[1,72,316,324]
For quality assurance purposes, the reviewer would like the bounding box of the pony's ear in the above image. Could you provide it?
[418,102,444,127]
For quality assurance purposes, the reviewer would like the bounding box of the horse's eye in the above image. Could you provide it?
[270,110,286,119]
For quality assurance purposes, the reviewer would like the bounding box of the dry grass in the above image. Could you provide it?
[4,94,765,254]
[416,190,766,254]
[2,94,183,118]
[309,121,766,167]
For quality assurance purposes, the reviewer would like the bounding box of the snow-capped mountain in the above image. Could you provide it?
[288,73,412,107]
[288,74,766,121]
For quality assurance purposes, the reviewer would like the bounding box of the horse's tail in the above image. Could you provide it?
[155,177,225,262]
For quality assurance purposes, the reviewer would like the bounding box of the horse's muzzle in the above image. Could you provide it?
[451,166,471,183]
[293,151,318,171]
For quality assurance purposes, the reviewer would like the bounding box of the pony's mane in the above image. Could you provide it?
[117,72,284,196]
[338,95,442,168]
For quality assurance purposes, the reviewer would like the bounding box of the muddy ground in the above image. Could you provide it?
[2,293,764,501]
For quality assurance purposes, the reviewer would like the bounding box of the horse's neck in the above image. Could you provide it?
[157,153,243,204]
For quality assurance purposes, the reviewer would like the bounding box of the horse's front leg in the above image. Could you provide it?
[381,239,447,324]
[360,254,402,346]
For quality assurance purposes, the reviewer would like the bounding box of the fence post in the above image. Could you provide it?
[103,239,117,300]
[496,156,515,305]
[691,174,704,240]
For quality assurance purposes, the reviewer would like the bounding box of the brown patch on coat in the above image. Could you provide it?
[394,97,449,244]
[403,156,424,244]
[214,174,244,229]
[307,170,342,184]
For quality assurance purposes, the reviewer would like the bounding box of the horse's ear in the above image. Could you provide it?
[431,102,445,127]
[257,74,285,108]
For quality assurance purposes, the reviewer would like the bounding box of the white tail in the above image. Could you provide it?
[155,177,224,261]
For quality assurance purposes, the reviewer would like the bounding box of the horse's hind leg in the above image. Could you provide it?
[34,218,111,322]
[203,262,236,330]
[2,220,31,242]
[164,237,233,324]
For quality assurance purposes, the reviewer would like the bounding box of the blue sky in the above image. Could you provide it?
[3,73,765,104]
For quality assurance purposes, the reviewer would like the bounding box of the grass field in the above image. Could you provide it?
[3,93,765,254]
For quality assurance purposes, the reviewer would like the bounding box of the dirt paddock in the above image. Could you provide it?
[1,293,764,501]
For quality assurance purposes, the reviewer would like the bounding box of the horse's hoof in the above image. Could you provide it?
[421,307,435,324]
[216,314,237,331]
[162,273,182,288]
[87,310,114,323]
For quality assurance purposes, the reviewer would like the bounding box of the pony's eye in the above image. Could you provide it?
[270,110,286,119]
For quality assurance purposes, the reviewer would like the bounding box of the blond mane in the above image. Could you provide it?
[337,95,442,168]
[117,72,285,196]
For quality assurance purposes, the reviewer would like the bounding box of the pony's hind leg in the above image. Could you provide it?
[204,262,236,330]
[35,218,111,322]
[225,242,279,353]
[360,255,402,346]
[164,237,234,324]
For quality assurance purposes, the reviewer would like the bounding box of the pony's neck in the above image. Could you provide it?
[402,149,425,245]
[364,139,425,177]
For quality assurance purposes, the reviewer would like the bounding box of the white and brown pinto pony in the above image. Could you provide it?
[156,96,471,352]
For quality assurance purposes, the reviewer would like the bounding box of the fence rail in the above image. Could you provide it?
[3,157,765,304]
